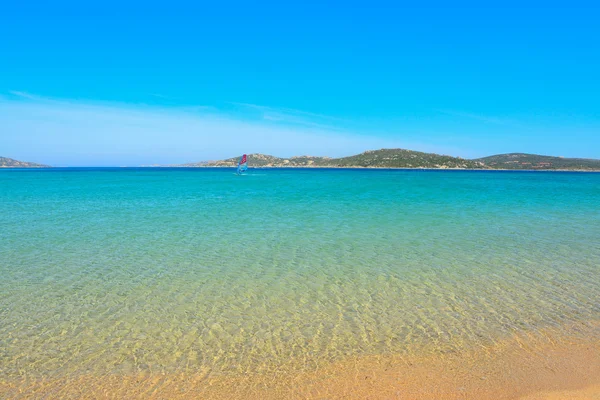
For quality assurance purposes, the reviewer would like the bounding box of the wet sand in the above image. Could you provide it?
[2,323,599,399]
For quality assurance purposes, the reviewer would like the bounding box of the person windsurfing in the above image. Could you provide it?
[236,154,248,175]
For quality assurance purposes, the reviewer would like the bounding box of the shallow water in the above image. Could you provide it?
[1,168,599,381]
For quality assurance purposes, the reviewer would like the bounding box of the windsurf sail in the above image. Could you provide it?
[236,154,248,175]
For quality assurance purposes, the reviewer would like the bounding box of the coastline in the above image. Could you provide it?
[150,165,600,172]
[3,322,599,399]
[3,165,599,172]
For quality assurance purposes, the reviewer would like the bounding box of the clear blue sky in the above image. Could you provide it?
[1,1,599,166]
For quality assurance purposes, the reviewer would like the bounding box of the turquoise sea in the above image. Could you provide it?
[1,168,599,382]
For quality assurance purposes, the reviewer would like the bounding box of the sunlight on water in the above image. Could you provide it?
[1,169,599,381]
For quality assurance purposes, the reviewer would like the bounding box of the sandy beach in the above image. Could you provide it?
[2,322,599,399]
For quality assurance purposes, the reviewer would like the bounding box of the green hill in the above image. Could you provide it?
[475,153,600,170]
[177,149,600,170]
[329,149,485,168]
[0,156,50,168]
[181,149,486,169]
[181,153,332,167]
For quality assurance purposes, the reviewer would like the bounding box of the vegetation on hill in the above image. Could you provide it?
[0,157,50,168]
[181,149,487,169]
[475,153,600,170]
[181,154,331,167]
[330,149,485,168]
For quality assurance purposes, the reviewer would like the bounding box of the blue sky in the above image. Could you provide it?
[1,1,599,166]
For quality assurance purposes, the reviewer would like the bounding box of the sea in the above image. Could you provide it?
[1,168,599,390]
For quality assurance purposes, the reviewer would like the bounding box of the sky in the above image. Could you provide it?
[1,1,599,166]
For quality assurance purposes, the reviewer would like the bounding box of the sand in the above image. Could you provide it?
[2,325,599,399]
[519,385,600,400]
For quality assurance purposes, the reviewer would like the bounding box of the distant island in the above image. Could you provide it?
[177,149,600,171]
[475,153,600,170]
[0,156,50,168]
[4,149,600,170]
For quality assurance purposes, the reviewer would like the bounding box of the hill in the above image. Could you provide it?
[475,153,600,170]
[180,149,486,169]
[330,149,485,168]
[0,157,50,168]
[180,153,332,167]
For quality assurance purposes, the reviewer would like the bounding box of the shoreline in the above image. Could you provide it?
[5,166,599,172]
[3,322,599,399]
[173,165,600,172]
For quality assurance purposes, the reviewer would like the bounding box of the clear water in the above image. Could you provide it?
[1,168,599,380]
